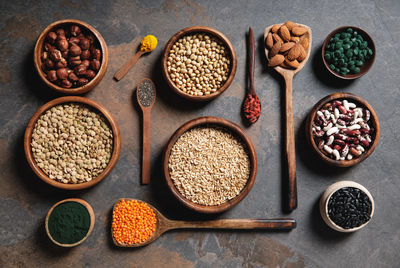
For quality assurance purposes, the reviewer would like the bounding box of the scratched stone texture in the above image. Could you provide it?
[0,0,399,267]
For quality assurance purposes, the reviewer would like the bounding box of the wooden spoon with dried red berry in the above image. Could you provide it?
[243,27,261,124]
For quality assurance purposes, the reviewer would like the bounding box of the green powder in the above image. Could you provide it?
[48,201,91,244]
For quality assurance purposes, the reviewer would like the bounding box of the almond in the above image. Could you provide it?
[269,41,282,58]
[284,21,298,31]
[297,44,307,61]
[285,58,300,69]
[291,36,300,43]
[272,33,283,44]
[268,54,285,67]
[271,24,280,33]
[265,32,273,49]
[287,44,301,61]
[291,26,307,36]
[280,61,291,68]
[279,25,291,42]
[280,42,295,53]
[299,35,309,50]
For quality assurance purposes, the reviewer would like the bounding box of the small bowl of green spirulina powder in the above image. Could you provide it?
[45,198,95,247]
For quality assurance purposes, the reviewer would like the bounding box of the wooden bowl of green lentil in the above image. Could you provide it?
[24,96,121,190]
[45,198,95,247]
[322,26,375,79]
[162,26,237,101]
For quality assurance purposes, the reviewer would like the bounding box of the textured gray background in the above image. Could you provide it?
[0,0,399,267]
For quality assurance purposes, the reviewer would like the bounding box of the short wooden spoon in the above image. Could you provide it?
[112,198,297,247]
[264,23,312,212]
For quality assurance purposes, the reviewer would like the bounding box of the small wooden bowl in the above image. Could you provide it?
[305,92,380,167]
[320,181,374,232]
[162,26,237,101]
[45,198,95,247]
[34,19,109,94]
[24,96,121,190]
[163,116,257,213]
[322,26,375,80]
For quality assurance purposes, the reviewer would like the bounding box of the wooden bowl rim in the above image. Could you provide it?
[161,26,237,102]
[319,181,374,232]
[33,19,109,94]
[305,92,380,167]
[321,26,375,80]
[163,116,258,213]
[45,198,95,247]
[24,96,121,190]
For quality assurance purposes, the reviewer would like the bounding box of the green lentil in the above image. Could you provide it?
[324,28,373,76]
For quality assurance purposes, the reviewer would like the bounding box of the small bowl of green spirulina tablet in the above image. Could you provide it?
[45,198,95,247]
[322,26,375,80]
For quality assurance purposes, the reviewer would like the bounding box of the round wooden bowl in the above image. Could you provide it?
[45,198,95,247]
[322,26,375,80]
[24,96,121,190]
[163,116,257,213]
[34,19,109,94]
[320,181,374,232]
[306,92,380,167]
[161,26,237,101]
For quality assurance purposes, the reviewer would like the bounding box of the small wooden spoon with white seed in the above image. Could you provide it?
[112,199,296,247]
[264,23,312,212]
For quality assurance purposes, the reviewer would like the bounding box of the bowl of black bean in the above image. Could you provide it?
[320,181,374,232]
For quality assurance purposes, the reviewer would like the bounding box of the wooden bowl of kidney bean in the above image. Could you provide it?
[34,19,108,94]
[306,92,380,167]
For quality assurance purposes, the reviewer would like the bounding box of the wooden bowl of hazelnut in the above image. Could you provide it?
[34,19,108,94]
[305,92,380,167]
[162,26,237,101]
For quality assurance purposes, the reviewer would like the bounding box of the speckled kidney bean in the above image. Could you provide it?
[312,99,374,161]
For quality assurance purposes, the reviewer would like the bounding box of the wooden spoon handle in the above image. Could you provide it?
[114,50,146,81]
[142,109,151,184]
[283,73,297,211]
[170,218,296,230]
[248,27,255,95]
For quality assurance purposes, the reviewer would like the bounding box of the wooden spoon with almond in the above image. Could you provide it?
[264,22,312,212]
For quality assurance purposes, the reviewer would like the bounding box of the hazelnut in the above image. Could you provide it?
[55,58,68,69]
[77,78,89,86]
[90,59,101,71]
[47,32,57,44]
[69,37,80,45]
[41,52,48,61]
[80,38,90,50]
[81,50,90,60]
[50,49,62,62]
[82,59,90,68]
[70,44,82,56]
[85,70,96,79]
[45,58,55,69]
[56,28,66,37]
[61,79,72,88]
[92,49,101,61]
[44,43,55,52]
[47,70,57,81]
[61,50,69,58]
[87,34,95,44]
[69,56,81,66]
[68,72,79,82]
[56,68,69,80]
[57,38,69,51]
[70,25,81,37]
[74,64,87,76]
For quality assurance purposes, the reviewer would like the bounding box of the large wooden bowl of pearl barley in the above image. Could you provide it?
[162,26,237,101]
[24,96,121,190]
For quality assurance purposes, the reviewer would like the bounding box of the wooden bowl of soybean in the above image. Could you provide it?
[163,116,257,213]
[24,96,121,190]
[45,198,95,247]
[162,26,237,101]
[322,26,375,79]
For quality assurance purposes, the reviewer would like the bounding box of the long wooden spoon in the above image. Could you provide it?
[137,79,156,184]
[264,23,312,212]
[112,199,296,247]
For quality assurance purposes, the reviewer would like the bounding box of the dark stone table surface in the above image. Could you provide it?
[1,0,399,267]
